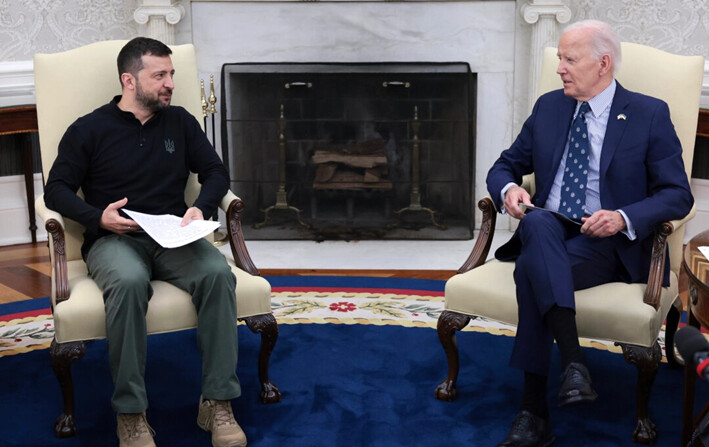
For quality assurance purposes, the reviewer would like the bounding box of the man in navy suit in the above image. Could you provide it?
[487,20,694,446]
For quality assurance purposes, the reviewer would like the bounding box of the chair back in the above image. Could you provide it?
[34,41,205,262]
[538,43,704,276]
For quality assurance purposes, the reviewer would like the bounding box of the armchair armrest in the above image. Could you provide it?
[643,203,696,309]
[458,197,497,273]
[667,203,697,232]
[457,177,533,273]
[220,190,260,276]
[36,193,66,229]
[35,194,70,304]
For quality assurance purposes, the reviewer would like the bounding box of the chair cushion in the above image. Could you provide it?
[52,258,272,344]
[444,259,677,348]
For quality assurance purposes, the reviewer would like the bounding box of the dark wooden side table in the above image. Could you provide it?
[682,229,709,445]
[698,109,709,138]
[0,105,39,243]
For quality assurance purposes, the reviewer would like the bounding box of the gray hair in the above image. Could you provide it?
[564,20,622,75]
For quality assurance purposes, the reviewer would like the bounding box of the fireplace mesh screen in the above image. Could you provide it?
[221,62,475,240]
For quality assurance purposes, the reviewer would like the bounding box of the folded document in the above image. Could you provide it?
[518,203,583,226]
[124,209,220,249]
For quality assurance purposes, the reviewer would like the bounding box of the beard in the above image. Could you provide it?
[135,81,171,112]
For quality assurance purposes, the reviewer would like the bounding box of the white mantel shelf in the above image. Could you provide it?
[189,0,510,2]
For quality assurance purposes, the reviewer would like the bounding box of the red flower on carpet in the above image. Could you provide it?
[330,302,357,312]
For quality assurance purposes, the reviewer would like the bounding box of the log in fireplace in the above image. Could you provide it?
[221,62,475,240]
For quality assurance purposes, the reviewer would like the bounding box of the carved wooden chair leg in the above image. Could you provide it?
[50,338,89,438]
[618,342,661,445]
[435,310,471,402]
[664,297,683,368]
[243,314,282,403]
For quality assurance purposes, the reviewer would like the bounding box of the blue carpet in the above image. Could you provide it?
[266,275,446,292]
[0,277,705,446]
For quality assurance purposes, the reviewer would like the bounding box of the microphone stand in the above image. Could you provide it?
[688,413,709,446]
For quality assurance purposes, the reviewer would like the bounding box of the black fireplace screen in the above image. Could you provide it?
[220,62,475,240]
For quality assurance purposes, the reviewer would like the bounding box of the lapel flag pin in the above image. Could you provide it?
[617,114,627,120]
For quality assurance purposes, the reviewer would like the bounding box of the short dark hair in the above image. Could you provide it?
[117,37,172,87]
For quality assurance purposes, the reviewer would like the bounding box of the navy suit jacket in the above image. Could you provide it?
[487,82,694,284]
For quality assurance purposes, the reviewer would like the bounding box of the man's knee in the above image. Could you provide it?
[517,211,566,244]
[194,257,236,291]
[103,270,152,311]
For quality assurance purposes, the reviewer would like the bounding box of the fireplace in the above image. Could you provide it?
[221,62,476,240]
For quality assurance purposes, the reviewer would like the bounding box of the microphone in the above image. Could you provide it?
[676,326,709,382]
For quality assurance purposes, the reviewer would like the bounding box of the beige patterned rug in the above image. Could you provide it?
[1,278,667,358]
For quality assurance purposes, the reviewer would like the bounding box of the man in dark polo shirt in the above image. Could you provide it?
[44,37,246,447]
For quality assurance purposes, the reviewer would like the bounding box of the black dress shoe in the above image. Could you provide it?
[496,410,555,447]
[558,362,598,407]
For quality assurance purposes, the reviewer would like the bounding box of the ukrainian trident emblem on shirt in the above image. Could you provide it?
[164,138,175,154]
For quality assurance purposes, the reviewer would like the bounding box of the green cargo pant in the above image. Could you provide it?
[86,232,240,413]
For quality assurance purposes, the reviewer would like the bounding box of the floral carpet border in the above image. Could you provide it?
[0,314,53,357]
[0,289,667,359]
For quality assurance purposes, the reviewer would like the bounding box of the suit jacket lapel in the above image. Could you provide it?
[550,97,577,167]
[537,95,576,205]
[600,83,630,179]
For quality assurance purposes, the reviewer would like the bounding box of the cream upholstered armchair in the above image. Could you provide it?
[33,41,281,438]
[435,43,704,444]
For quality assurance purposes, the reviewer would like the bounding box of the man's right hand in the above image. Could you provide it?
[503,185,531,220]
[100,197,139,234]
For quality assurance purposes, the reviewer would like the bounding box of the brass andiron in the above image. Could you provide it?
[395,105,446,230]
[254,104,309,229]
[208,74,217,115]
[200,79,208,126]
[200,75,228,246]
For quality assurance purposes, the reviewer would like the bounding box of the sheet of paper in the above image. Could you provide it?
[698,246,709,262]
[123,209,220,249]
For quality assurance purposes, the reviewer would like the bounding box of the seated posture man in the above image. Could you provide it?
[44,38,246,447]
[486,20,694,446]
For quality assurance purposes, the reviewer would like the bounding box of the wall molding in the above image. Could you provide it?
[0,60,34,107]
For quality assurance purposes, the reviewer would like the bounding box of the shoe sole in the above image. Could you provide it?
[558,391,598,407]
[212,441,247,447]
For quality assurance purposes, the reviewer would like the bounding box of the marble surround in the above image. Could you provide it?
[190,0,516,228]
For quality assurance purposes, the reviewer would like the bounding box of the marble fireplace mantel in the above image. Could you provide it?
[184,0,524,230]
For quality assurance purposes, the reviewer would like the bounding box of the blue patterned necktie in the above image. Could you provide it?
[559,101,591,220]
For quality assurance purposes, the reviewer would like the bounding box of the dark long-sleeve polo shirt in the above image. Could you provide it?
[44,96,229,259]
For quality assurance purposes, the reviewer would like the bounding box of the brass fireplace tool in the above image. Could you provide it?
[394,106,446,230]
[201,76,228,246]
[254,104,309,229]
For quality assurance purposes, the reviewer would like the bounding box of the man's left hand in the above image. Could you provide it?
[181,206,204,226]
[580,210,626,238]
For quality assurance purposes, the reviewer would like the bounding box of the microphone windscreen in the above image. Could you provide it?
[676,326,709,365]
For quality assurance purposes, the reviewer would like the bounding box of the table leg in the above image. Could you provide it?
[683,305,701,446]
[21,133,37,243]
